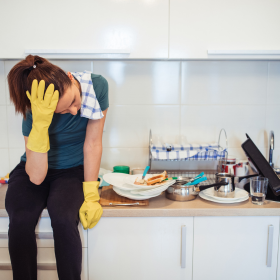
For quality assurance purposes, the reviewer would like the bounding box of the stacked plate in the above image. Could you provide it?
[199,187,249,204]
[103,173,176,200]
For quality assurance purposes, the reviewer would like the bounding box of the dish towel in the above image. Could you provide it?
[151,143,227,161]
[71,71,104,120]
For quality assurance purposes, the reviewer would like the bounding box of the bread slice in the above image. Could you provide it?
[146,171,168,185]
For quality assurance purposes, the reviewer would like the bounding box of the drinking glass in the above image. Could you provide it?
[250,177,268,205]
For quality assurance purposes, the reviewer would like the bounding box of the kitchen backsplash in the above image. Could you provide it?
[0,60,279,174]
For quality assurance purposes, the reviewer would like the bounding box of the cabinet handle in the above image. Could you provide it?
[0,263,56,270]
[181,225,186,269]
[267,225,274,267]
[0,232,53,239]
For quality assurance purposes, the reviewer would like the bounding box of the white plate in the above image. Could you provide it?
[124,174,171,189]
[103,173,142,191]
[131,180,176,196]
[202,187,249,201]
[113,186,160,200]
[199,191,249,204]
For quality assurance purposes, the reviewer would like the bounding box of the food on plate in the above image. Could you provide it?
[134,171,168,186]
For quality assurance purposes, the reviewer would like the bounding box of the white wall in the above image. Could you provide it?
[0,60,279,175]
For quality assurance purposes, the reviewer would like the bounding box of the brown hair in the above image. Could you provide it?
[7,55,72,118]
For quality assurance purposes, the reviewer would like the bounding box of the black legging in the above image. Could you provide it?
[5,161,85,280]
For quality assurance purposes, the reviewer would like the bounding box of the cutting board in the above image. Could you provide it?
[100,185,149,206]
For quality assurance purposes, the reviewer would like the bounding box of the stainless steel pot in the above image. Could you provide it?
[214,173,235,198]
[165,180,198,201]
[199,173,258,198]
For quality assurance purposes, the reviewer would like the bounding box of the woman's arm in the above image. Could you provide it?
[83,109,108,181]
[24,136,48,185]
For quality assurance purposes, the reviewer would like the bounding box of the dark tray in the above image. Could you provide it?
[241,134,280,197]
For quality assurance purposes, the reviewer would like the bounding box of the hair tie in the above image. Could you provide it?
[28,64,36,71]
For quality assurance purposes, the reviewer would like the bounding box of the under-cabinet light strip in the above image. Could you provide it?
[25,49,131,54]
[208,50,280,55]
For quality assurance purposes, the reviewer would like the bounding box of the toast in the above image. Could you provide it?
[146,171,168,185]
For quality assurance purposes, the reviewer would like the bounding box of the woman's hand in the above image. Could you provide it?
[26,79,59,153]
[79,181,103,230]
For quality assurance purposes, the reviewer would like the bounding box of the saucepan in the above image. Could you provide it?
[166,172,258,201]
[165,173,209,201]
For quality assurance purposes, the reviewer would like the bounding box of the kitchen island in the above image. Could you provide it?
[1,183,280,280]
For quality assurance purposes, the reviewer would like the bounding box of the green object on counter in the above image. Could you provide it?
[113,165,130,174]
[165,177,178,181]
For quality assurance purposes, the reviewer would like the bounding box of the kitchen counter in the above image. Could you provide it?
[1,184,280,217]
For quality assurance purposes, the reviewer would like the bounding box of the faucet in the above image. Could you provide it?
[269,131,274,168]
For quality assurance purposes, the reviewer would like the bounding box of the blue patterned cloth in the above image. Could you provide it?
[151,143,227,161]
[71,71,104,120]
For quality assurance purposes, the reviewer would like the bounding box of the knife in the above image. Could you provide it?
[142,166,150,180]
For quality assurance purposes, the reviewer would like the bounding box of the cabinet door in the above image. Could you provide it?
[193,216,279,280]
[170,0,280,59]
[0,0,168,59]
[88,217,193,280]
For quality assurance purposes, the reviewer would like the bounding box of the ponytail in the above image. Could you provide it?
[7,55,72,118]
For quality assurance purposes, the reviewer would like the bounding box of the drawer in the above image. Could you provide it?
[0,247,88,280]
[0,217,87,248]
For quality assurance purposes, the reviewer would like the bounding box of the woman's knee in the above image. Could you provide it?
[8,213,38,235]
[50,213,79,232]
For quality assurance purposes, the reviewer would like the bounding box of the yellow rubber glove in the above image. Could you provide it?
[79,181,103,230]
[26,79,59,153]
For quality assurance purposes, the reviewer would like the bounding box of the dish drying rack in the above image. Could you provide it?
[148,129,228,186]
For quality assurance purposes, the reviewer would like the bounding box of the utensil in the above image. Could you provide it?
[142,166,150,180]
[214,173,235,198]
[165,183,198,201]
[109,202,140,206]
[184,176,207,186]
[179,172,204,182]
[165,173,208,201]
[197,172,258,197]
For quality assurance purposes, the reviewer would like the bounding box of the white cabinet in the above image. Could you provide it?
[193,216,279,280]
[0,0,169,59]
[170,0,280,59]
[88,217,194,280]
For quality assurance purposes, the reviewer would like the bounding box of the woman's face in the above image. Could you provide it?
[55,72,82,115]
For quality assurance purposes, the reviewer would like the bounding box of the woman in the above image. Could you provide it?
[5,55,108,280]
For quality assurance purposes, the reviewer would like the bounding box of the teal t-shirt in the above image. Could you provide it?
[21,74,109,169]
